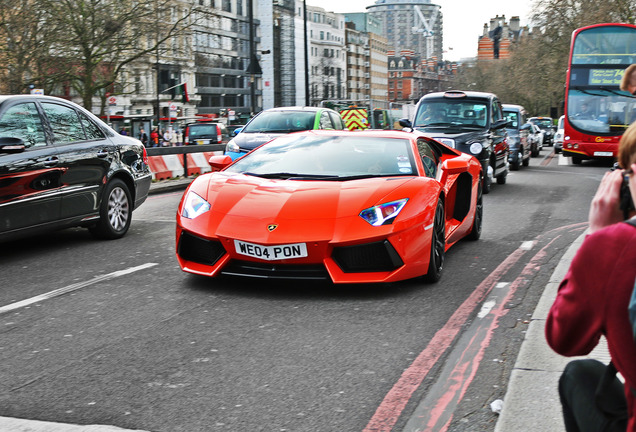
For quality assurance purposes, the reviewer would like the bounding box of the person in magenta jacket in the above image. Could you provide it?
[546,121,636,432]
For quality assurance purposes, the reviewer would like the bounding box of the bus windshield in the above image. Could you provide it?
[567,25,636,135]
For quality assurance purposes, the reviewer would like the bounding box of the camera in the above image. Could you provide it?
[613,163,635,217]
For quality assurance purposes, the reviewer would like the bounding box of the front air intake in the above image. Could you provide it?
[332,240,404,273]
[177,232,226,266]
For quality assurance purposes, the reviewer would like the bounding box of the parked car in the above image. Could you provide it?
[399,90,509,194]
[184,121,230,145]
[224,106,346,160]
[554,115,565,154]
[528,116,555,146]
[502,104,531,170]
[527,123,543,156]
[177,130,483,284]
[0,95,152,242]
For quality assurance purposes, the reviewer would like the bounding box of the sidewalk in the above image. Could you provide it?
[494,231,610,431]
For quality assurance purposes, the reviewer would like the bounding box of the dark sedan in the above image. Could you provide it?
[0,95,152,242]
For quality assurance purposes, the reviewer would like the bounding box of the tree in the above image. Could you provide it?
[455,0,635,116]
[0,0,200,112]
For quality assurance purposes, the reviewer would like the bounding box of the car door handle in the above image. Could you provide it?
[96,150,109,158]
[43,156,59,167]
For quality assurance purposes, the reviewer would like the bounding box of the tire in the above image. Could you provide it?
[422,199,445,283]
[522,152,530,167]
[89,178,132,240]
[496,171,507,185]
[510,151,521,171]
[482,172,492,195]
[467,182,483,241]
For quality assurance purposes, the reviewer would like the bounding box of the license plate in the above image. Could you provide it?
[196,139,207,145]
[234,240,308,261]
[594,151,613,157]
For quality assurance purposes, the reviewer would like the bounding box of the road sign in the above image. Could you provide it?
[108,96,117,106]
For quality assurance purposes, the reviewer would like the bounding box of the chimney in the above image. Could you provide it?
[510,16,520,32]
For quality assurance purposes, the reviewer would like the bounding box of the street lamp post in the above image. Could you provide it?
[304,0,310,106]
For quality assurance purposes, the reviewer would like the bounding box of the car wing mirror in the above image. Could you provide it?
[0,136,26,153]
[209,155,233,170]
[232,127,243,136]
[398,118,413,130]
[492,119,509,130]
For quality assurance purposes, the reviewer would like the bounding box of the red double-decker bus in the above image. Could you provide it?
[563,23,636,164]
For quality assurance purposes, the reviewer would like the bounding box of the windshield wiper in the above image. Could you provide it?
[243,172,340,180]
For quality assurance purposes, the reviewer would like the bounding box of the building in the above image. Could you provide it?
[192,0,258,123]
[367,0,443,61]
[307,5,347,106]
[259,0,308,109]
[344,13,389,108]
[477,15,527,61]
[388,50,454,104]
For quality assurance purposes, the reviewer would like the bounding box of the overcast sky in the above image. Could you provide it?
[307,0,535,61]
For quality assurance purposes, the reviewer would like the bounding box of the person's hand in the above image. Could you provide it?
[588,169,625,233]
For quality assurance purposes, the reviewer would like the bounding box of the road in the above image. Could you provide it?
[0,150,611,432]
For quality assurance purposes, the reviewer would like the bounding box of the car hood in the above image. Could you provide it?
[183,172,420,243]
[230,132,286,151]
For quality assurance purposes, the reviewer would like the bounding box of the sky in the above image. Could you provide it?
[307,0,535,61]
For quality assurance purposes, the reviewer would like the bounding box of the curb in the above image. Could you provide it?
[495,230,611,431]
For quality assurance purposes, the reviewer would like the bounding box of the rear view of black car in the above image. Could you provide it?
[400,90,509,193]
[0,95,152,242]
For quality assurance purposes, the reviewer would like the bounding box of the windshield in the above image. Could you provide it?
[242,111,317,133]
[503,111,519,129]
[567,90,636,134]
[188,125,218,136]
[414,99,488,128]
[225,134,417,179]
[529,118,553,129]
[572,26,636,66]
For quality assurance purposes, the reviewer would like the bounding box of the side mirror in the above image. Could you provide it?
[398,118,413,129]
[520,123,531,131]
[232,127,243,136]
[0,136,26,153]
[492,119,509,130]
[208,155,233,170]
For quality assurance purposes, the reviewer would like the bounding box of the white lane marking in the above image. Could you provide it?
[0,263,158,315]
[478,300,496,318]
[520,241,535,250]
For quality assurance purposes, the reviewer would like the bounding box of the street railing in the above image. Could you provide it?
[146,144,226,178]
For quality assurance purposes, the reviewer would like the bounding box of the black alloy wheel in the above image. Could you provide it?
[423,199,446,283]
[89,178,132,239]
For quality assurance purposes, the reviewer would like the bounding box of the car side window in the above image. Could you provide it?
[329,112,344,129]
[492,101,503,122]
[41,102,87,144]
[319,112,334,130]
[0,102,47,148]
[416,138,438,178]
[79,111,106,140]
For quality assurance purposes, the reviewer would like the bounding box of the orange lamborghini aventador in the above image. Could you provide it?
[176,130,483,284]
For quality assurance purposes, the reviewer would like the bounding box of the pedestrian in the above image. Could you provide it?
[163,129,172,147]
[150,128,159,147]
[138,128,148,147]
[621,64,636,95]
[545,121,636,431]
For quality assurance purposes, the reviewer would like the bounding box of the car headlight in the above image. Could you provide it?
[359,199,408,226]
[226,140,239,153]
[469,142,483,155]
[182,191,211,219]
[436,138,455,148]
